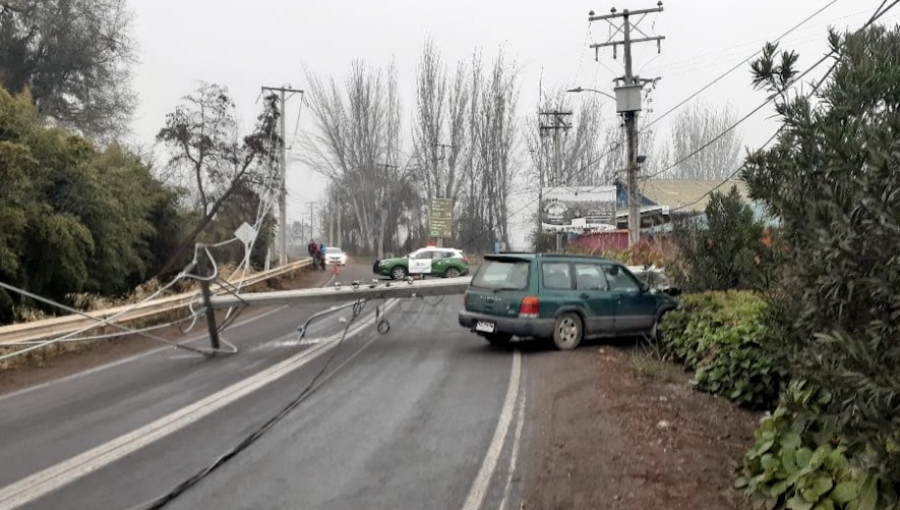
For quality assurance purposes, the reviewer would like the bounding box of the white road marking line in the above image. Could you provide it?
[460,350,522,510]
[499,383,527,510]
[0,305,386,510]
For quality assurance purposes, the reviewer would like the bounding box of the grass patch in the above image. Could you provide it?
[628,348,686,385]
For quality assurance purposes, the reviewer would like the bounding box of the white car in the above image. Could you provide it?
[323,247,348,266]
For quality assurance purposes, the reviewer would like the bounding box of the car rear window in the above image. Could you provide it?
[471,259,530,290]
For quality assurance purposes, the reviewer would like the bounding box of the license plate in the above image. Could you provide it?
[475,321,496,333]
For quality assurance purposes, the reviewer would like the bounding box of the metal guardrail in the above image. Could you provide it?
[0,259,312,346]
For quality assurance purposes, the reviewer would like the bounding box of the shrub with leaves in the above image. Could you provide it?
[743,25,900,497]
[672,185,771,292]
[0,89,187,323]
[564,240,677,268]
[738,406,880,510]
[659,291,785,408]
[739,381,892,510]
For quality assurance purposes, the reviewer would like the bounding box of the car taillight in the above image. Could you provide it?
[462,256,469,263]
[518,296,539,318]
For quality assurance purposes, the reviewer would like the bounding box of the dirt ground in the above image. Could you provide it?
[520,339,760,510]
[0,265,332,396]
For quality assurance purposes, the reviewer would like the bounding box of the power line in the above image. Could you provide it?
[641,0,840,133]
[287,98,304,151]
[571,22,593,86]
[667,0,897,212]
[644,0,897,182]
[641,98,772,180]
[130,297,373,510]
[460,0,898,249]
[643,5,893,79]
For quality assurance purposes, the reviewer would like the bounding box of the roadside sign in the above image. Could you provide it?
[235,222,258,245]
[429,198,453,238]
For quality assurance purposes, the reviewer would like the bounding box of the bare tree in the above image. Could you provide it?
[0,0,137,138]
[666,101,741,179]
[524,90,607,187]
[154,85,281,275]
[157,83,245,216]
[303,61,408,258]
[458,51,521,252]
[306,45,521,255]
[411,40,471,222]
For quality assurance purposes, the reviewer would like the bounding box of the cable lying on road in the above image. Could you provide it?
[129,290,450,509]
[129,296,372,510]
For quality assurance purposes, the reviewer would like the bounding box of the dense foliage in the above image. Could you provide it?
[0,0,136,138]
[0,88,275,324]
[659,291,784,409]
[671,185,770,292]
[563,239,675,267]
[0,89,176,322]
[743,25,900,503]
[738,381,891,510]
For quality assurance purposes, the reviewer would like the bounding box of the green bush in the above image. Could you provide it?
[738,381,894,510]
[659,291,785,408]
[672,186,772,292]
[744,26,900,498]
[738,406,879,510]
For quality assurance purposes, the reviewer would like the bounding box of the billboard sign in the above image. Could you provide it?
[429,198,454,238]
[541,186,616,233]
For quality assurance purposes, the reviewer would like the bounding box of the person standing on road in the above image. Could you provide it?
[318,241,327,270]
[308,240,320,270]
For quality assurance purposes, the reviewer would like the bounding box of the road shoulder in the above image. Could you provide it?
[520,342,759,510]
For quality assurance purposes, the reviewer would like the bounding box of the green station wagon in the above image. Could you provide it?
[458,253,677,350]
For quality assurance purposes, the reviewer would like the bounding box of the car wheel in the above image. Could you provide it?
[483,333,512,346]
[552,313,583,351]
[651,311,670,343]
[390,266,408,280]
[444,267,461,278]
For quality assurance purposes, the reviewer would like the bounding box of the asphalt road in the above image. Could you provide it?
[0,264,527,510]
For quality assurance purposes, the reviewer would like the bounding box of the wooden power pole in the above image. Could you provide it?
[539,110,572,252]
[588,3,664,247]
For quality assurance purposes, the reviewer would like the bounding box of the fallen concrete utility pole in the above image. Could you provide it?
[208,277,471,310]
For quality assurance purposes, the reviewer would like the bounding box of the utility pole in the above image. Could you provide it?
[329,203,335,246]
[197,247,220,350]
[530,148,545,248]
[373,163,399,256]
[539,110,572,252]
[261,85,304,266]
[433,143,454,248]
[588,3,664,247]
[306,201,317,242]
[337,204,342,249]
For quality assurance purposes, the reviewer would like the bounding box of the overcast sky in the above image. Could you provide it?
[127,0,898,249]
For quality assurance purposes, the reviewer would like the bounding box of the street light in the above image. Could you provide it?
[566,86,616,102]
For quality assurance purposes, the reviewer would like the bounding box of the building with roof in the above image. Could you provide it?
[613,179,751,228]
